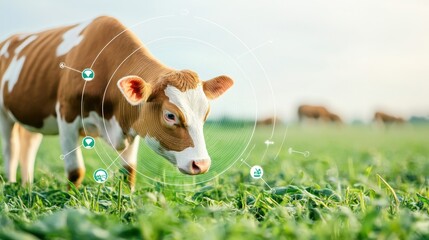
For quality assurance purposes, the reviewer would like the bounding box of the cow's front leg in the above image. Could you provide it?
[17,124,43,185]
[120,136,140,191]
[57,113,85,188]
[0,112,19,182]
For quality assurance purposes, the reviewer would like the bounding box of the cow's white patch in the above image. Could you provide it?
[0,35,38,96]
[56,102,85,172]
[104,116,127,150]
[144,135,175,162]
[14,35,38,54]
[56,20,93,56]
[0,110,16,182]
[120,136,140,167]
[164,84,209,122]
[128,128,137,138]
[0,40,11,58]
[119,136,140,191]
[169,148,210,171]
[1,56,26,94]
[164,85,210,166]
[18,34,29,41]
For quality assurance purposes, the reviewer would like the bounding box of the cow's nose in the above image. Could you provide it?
[181,159,211,175]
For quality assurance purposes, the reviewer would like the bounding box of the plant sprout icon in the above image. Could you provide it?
[250,165,264,179]
[254,168,262,177]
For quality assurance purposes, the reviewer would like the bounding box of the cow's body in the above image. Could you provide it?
[0,16,233,188]
[298,105,342,124]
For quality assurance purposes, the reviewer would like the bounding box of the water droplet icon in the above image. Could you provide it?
[81,68,94,81]
[84,70,92,77]
[82,136,95,149]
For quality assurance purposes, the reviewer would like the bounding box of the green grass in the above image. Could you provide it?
[0,124,429,239]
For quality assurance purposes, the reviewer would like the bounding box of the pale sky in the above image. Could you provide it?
[1,0,428,122]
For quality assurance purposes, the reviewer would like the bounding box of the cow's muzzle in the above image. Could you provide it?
[179,159,211,175]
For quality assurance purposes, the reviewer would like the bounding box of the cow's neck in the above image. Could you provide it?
[104,36,172,135]
[127,52,172,84]
[102,27,173,84]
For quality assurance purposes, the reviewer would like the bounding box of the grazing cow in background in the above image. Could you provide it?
[298,105,342,124]
[257,117,282,126]
[0,16,234,189]
[373,111,405,125]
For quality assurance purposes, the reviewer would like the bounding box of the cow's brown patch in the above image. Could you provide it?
[132,100,194,152]
[151,70,200,95]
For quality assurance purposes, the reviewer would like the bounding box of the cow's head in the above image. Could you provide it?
[117,70,233,175]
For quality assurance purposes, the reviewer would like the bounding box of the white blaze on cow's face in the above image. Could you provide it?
[163,84,210,173]
[117,71,233,175]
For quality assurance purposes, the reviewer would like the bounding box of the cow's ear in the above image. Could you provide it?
[117,75,152,105]
[203,75,234,100]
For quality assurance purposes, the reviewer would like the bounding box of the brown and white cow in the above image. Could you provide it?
[0,16,233,189]
[297,105,342,124]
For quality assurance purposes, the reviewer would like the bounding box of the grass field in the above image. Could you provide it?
[0,124,429,239]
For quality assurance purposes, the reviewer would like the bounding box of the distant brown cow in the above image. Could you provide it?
[373,111,405,124]
[257,117,282,126]
[298,105,342,123]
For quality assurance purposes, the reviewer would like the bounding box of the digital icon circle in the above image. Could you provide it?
[250,165,264,179]
[81,68,95,81]
[82,136,95,149]
[93,168,108,183]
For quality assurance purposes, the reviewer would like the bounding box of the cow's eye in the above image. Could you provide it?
[164,111,178,125]
[167,113,175,121]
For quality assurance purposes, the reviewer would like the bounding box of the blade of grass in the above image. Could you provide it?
[377,174,400,211]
